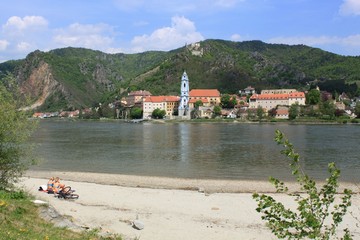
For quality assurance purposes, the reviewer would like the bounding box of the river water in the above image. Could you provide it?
[29,120,360,182]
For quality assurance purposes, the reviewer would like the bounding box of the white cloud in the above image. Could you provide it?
[268,36,339,46]
[230,34,242,41]
[214,0,240,8]
[131,16,204,52]
[53,23,115,50]
[3,16,48,35]
[114,0,242,12]
[113,0,144,11]
[16,42,32,52]
[339,0,360,16]
[342,34,360,46]
[0,40,9,51]
[268,35,360,55]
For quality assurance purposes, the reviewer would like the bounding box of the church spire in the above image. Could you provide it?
[178,71,189,116]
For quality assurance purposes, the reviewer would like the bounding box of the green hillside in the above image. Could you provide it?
[0,39,359,111]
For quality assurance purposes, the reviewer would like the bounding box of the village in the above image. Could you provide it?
[33,71,360,121]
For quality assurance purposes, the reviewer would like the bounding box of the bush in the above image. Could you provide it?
[253,130,352,239]
[0,83,38,190]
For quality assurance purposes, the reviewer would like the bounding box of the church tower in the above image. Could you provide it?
[178,71,189,117]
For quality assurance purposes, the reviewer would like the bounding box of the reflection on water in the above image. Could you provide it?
[30,120,360,181]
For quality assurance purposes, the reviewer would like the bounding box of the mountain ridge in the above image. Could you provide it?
[0,39,359,111]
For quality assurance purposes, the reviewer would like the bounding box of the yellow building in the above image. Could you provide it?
[143,96,180,119]
[188,89,221,108]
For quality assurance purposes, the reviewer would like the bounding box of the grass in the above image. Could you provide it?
[0,190,122,240]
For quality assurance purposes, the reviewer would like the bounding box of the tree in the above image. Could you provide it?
[253,130,352,239]
[256,106,264,120]
[289,103,299,120]
[319,100,336,119]
[152,108,166,119]
[194,100,203,109]
[355,102,360,118]
[221,94,237,109]
[306,89,321,105]
[268,108,277,118]
[130,107,142,119]
[0,82,38,190]
[213,106,221,118]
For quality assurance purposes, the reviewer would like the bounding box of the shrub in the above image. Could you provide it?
[0,83,38,190]
[253,130,352,239]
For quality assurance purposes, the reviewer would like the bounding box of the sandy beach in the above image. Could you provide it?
[19,170,360,240]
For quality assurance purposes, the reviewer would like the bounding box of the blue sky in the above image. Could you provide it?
[1,0,360,62]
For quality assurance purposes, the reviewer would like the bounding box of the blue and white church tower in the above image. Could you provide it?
[178,71,189,117]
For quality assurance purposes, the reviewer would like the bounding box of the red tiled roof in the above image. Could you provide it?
[144,96,179,103]
[276,109,289,115]
[189,89,220,97]
[289,92,305,98]
[250,92,305,100]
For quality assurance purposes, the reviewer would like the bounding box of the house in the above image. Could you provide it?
[249,91,305,111]
[339,92,350,102]
[261,89,297,94]
[188,89,221,108]
[143,96,180,119]
[275,107,289,119]
[239,86,256,96]
[124,90,152,107]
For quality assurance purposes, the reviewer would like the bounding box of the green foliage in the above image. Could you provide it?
[0,83,38,190]
[355,102,360,118]
[130,107,143,119]
[306,89,321,105]
[194,100,203,109]
[319,100,336,119]
[213,105,221,118]
[256,106,264,120]
[289,103,300,120]
[0,190,123,239]
[221,94,237,108]
[152,108,166,119]
[253,130,352,239]
[1,40,360,111]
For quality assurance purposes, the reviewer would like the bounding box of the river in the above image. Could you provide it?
[29,120,360,182]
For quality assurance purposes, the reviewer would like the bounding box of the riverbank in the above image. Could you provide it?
[19,171,360,240]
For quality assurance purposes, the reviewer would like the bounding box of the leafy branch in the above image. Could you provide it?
[253,130,352,239]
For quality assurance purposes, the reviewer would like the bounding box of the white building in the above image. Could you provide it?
[249,91,306,111]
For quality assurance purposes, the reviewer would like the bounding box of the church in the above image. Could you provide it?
[142,71,221,119]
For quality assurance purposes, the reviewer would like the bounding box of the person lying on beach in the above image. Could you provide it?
[38,177,55,192]
[53,177,63,193]
[47,177,55,191]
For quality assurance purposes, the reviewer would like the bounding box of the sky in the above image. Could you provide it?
[1,0,360,62]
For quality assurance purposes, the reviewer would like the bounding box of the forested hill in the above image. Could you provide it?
[0,39,359,111]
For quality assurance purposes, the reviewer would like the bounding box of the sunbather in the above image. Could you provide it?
[47,177,55,191]
[53,177,62,193]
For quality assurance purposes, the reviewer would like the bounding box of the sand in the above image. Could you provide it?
[18,170,360,240]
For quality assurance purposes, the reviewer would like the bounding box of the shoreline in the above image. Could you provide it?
[25,170,360,194]
[19,172,360,240]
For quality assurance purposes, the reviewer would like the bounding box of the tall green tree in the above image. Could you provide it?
[0,81,38,190]
[152,108,166,119]
[221,94,237,109]
[256,106,264,120]
[319,100,336,119]
[355,102,360,118]
[289,103,299,120]
[306,89,321,105]
[130,107,142,119]
[194,100,203,109]
[213,106,221,118]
